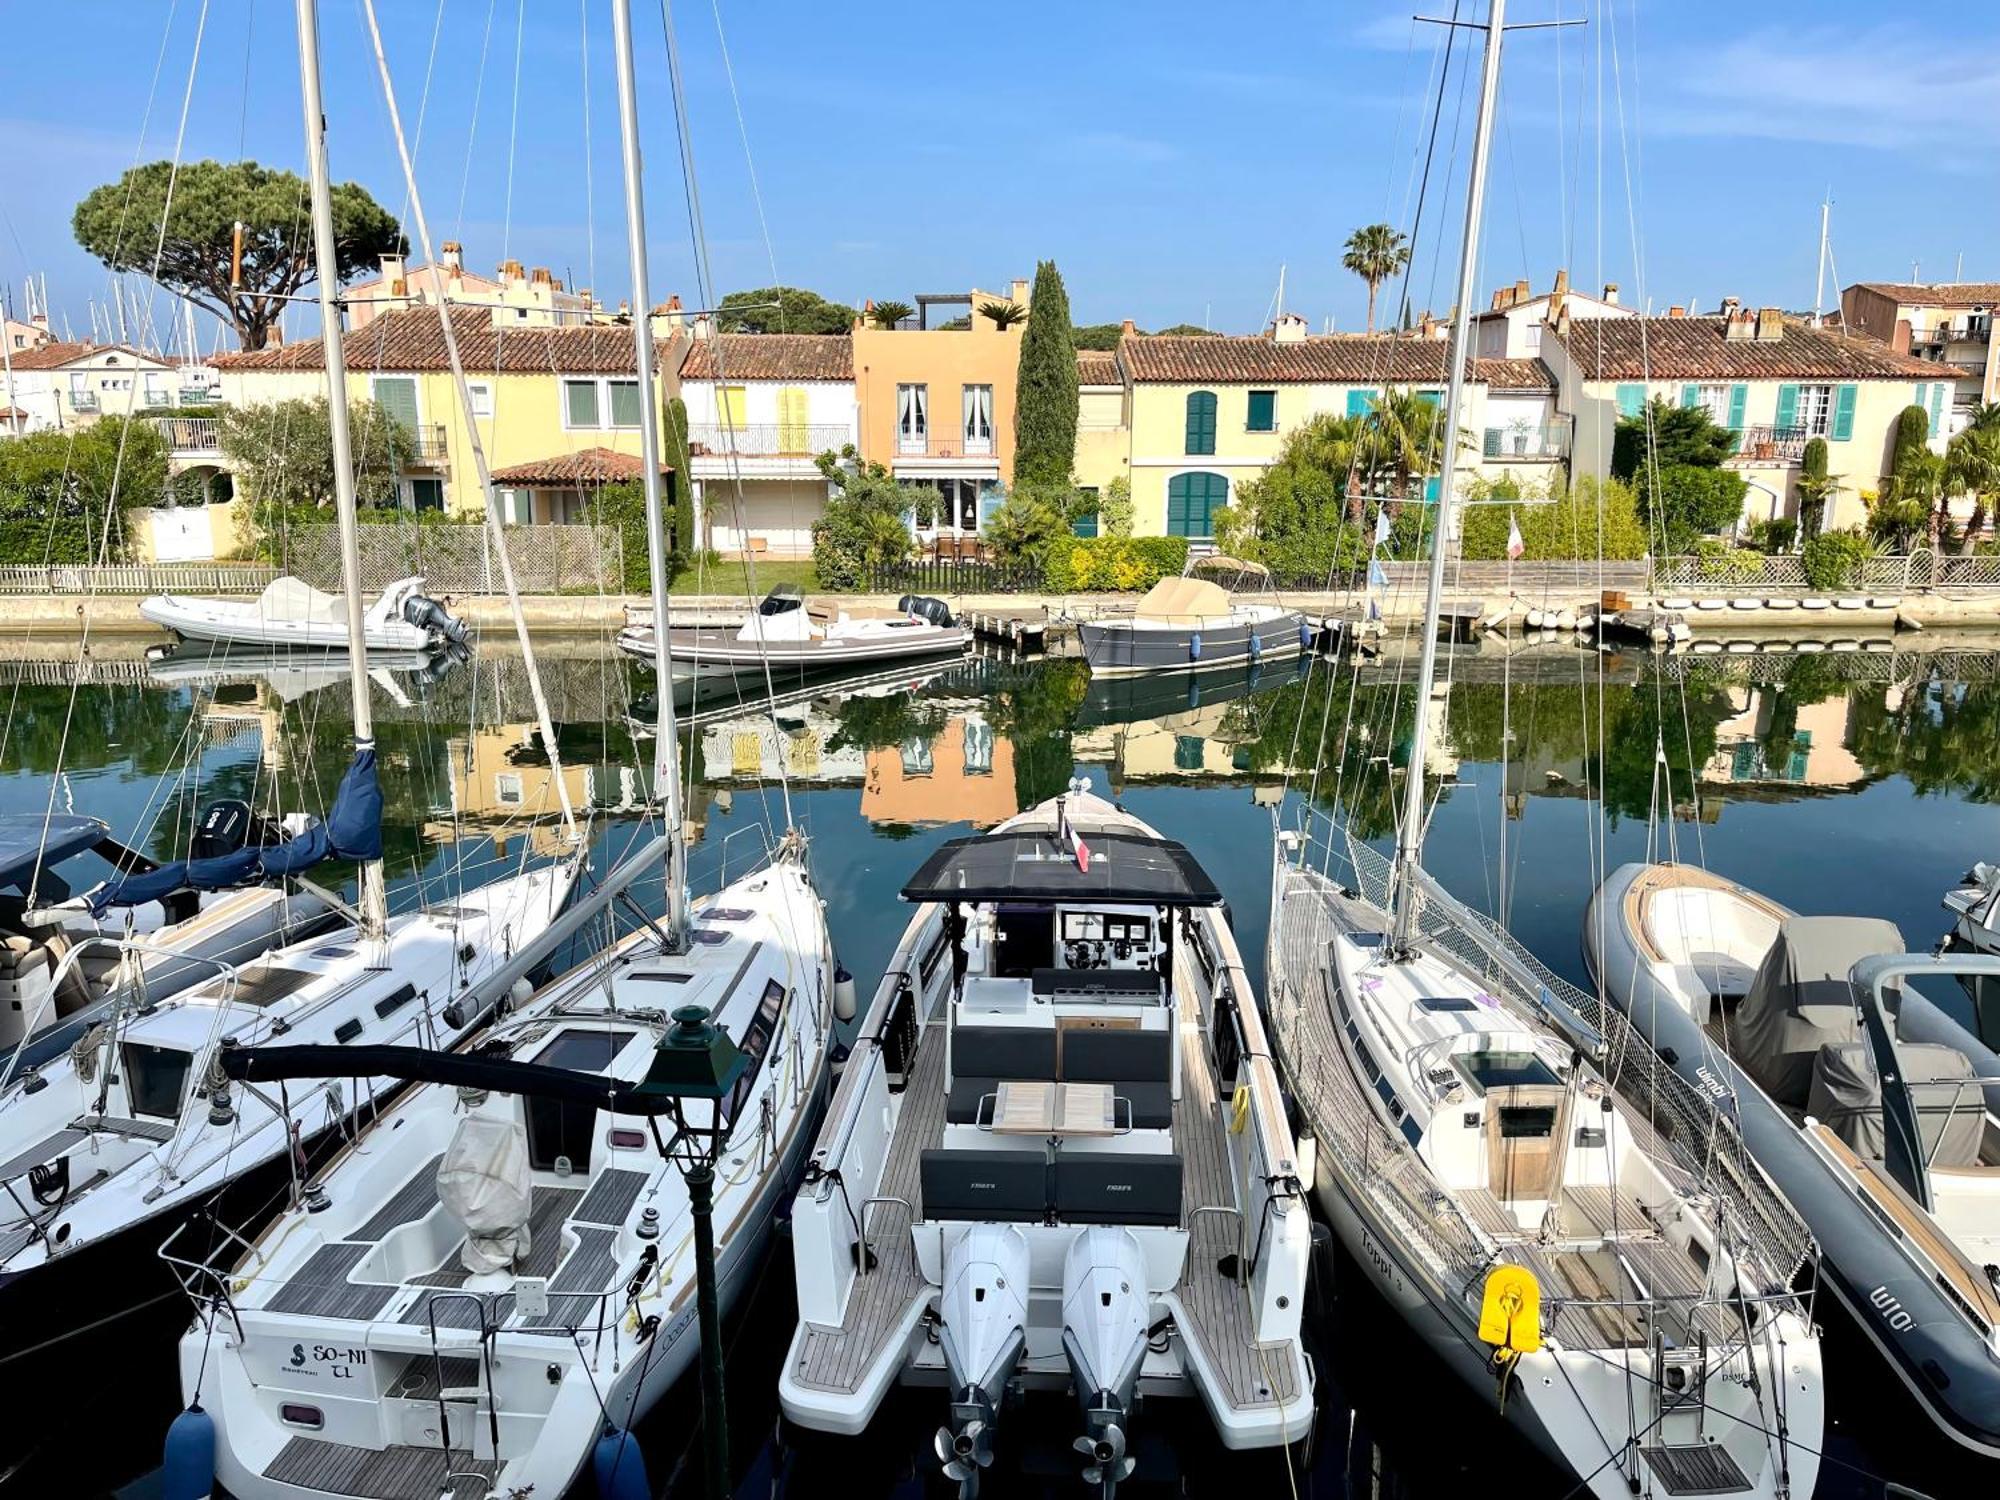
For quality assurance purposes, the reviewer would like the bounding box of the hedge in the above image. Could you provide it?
[1042,535,1189,592]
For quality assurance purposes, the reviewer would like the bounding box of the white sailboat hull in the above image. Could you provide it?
[140,575,455,653]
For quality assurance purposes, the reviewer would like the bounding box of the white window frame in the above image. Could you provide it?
[1796,384,1833,438]
[562,377,603,430]
[605,379,643,430]
[1523,322,1543,352]
[467,381,494,419]
[1695,383,1732,426]
[898,383,928,453]
[495,772,524,806]
[962,384,993,455]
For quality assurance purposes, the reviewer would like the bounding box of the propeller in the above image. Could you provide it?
[934,1409,995,1500]
[1074,1420,1134,1500]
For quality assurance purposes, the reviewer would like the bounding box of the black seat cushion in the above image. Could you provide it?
[1110,1081,1173,1131]
[946,1076,1005,1125]
[953,1025,1057,1084]
[1054,1151,1183,1226]
[922,1148,1050,1223]
[1064,1027,1171,1084]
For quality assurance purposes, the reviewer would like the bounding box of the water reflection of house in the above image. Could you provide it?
[1074,704,1298,791]
[861,713,1014,829]
[697,706,867,788]
[1702,687,1865,789]
[424,724,644,856]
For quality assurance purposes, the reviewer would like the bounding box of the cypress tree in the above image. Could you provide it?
[1012,260,1079,489]
[665,396,694,555]
[1889,404,1931,479]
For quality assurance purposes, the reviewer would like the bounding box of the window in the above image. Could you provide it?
[1184,391,1217,454]
[1692,383,1733,425]
[1166,471,1228,537]
[607,380,643,428]
[122,1042,193,1120]
[1174,735,1206,771]
[1346,388,1376,418]
[717,385,747,429]
[1794,384,1832,437]
[1246,390,1276,432]
[719,980,787,1133]
[563,379,600,428]
[1523,323,1542,352]
[495,772,524,805]
[143,373,170,407]
[407,477,445,513]
[467,381,494,419]
[963,384,994,454]
[962,718,994,775]
[897,383,928,452]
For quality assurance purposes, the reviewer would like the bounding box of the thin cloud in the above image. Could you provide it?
[1071,131,1179,166]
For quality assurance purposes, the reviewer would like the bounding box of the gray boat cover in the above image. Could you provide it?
[1736,915,1905,1108]
[1807,1039,1985,1167]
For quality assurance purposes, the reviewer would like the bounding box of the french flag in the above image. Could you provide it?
[1059,799,1091,872]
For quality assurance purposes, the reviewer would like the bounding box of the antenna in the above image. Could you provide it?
[1814,192,1831,325]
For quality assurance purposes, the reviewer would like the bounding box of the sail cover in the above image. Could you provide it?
[86,749,384,914]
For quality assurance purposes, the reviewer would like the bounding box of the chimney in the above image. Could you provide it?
[1724,308,1755,341]
[1552,268,1569,299]
[1491,287,1509,311]
[1667,305,1685,319]
[1601,281,1620,306]
[390,278,407,298]
[1011,278,1030,306]
[692,312,712,341]
[530,266,553,286]
[1512,278,1531,306]
[1720,296,1741,317]
[379,251,406,288]
[1754,306,1784,341]
[1120,318,1136,337]
[1272,311,1308,343]
[500,259,525,284]
[1419,312,1439,339]
[1549,304,1572,339]
[440,240,463,274]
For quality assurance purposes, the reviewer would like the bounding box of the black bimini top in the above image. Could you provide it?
[0,815,109,893]
[900,830,1222,907]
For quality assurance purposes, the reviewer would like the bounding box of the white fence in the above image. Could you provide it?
[271,523,626,594]
[1651,548,2000,595]
[0,562,278,595]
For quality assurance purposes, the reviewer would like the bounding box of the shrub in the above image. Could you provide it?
[1043,535,1188,592]
[981,483,1073,564]
[1458,474,1649,560]
[809,449,913,589]
[1742,517,1797,554]
[1800,528,1871,589]
[1610,397,1738,480]
[1097,476,1133,538]
[1691,539,1766,581]
[0,417,169,562]
[1640,464,1749,552]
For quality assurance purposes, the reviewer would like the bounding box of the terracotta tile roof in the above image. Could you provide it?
[1474,357,1556,391]
[1546,315,1948,381]
[211,308,661,374]
[677,334,852,381]
[488,447,667,485]
[1076,350,1122,385]
[1853,282,2000,309]
[6,340,162,371]
[1120,332,1465,385]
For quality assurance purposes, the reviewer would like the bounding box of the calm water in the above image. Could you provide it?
[6,627,1999,1499]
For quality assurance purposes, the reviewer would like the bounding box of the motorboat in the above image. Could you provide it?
[617,584,968,679]
[1589,860,2000,1460]
[179,835,832,1499]
[1944,861,2000,956]
[781,781,1313,1494]
[140,575,467,652]
[1270,845,1822,1498]
[1076,573,1306,678]
[0,809,330,1075]
[144,640,468,703]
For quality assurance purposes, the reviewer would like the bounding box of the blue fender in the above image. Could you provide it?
[1248,630,1262,661]
[594,1425,651,1500]
[1189,631,1203,661]
[1298,621,1314,650]
[162,1404,216,1500]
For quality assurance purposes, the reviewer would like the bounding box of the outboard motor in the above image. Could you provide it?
[402,591,469,645]
[191,798,286,859]
[899,594,955,629]
[1060,1227,1149,1500]
[932,1224,1030,1499]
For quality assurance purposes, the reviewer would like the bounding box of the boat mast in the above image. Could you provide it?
[294,0,387,945]
[610,0,689,950]
[1389,0,1506,955]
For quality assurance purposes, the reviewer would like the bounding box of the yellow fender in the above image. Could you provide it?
[1229,1084,1251,1135]
[1477,1263,1543,1355]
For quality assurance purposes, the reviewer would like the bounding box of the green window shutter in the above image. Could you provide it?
[1166,475,1188,534]
[1615,383,1645,418]
[1247,390,1276,432]
[607,380,643,428]
[1831,384,1856,441]
[1167,473,1226,536]
[1928,382,1945,437]
[1185,391,1217,454]
[1726,384,1747,431]
[373,376,419,436]
[1774,384,1799,430]
[565,380,601,427]
[1346,388,1376,418]
[1680,384,1699,408]
[1483,427,1502,457]
[1173,735,1205,771]
[1073,487,1099,537]
[1417,391,1441,407]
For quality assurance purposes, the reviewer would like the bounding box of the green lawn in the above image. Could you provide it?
[666,558,822,597]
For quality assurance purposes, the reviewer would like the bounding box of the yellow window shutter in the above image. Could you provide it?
[718,385,747,428]
[778,387,808,451]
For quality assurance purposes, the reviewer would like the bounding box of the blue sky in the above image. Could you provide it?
[2,0,1995,353]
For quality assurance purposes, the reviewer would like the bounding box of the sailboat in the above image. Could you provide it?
[176,2,836,1494]
[1262,6,1824,1497]
[0,0,582,1472]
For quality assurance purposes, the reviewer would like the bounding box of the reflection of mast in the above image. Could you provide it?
[1389,0,1507,953]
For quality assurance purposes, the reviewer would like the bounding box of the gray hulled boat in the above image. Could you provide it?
[1077,573,1306,678]
[1588,861,2000,1461]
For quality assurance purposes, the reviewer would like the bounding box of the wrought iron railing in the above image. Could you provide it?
[892,428,997,461]
[405,424,448,463]
[862,557,1042,595]
[1727,425,1809,464]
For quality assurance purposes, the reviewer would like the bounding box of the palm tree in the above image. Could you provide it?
[1360,387,1448,505]
[978,298,1027,331]
[871,299,914,329]
[1944,403,2000,552]
[1342,223,1412,333]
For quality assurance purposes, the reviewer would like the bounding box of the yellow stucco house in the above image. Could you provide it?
[211,306,684,522]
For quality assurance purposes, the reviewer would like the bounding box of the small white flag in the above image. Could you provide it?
[1506,515,1525,561]
[1373,508,1392,546]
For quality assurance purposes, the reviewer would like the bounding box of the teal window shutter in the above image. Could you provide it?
[1483,427,1502,457]
[1831,384,1856,441]
[1928,382,1945,437]
[1346,388,1375,418]
[1615,383,1645,418]
[1073,486,1099,537]
[1185,391,1217,454]
[1246,390,1276,432]
[1167,472,1226,536]
[1726,384,1747,431]
[1774,384,1799,430]
[1417,390,1442,407]
[1680,384,1699,408]
[1423,475,1441,503]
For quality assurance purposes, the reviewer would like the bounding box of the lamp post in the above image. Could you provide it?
[637,1004,749,1500]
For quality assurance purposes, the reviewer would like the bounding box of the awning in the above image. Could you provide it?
[0,815,111,893]
[900,830,1222,907]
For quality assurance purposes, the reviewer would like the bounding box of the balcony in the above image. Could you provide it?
[404,424,448,465]
[1911,321,1992,346]
[1480,421,1570,461]
[687,422,851,458]
[151,416,220,456]
[891,429,1000,465]
[1728,425,1809,465]
[68,391,99,413]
